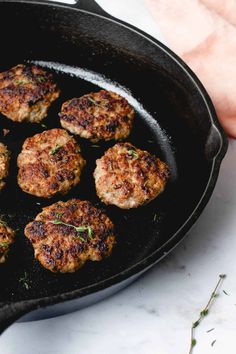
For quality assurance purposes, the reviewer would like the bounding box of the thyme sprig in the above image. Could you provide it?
[189,274,226,354]
[49,219,93,241]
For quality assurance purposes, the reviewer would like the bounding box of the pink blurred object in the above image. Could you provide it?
[146,0,236,138]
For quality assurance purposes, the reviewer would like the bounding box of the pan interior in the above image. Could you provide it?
[0,3,213,302]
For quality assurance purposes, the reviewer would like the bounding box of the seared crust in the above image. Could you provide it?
[0,142,10,190]
[17,129,86,198]
[0,222,15,264]
[24,199,116,273]
[0,64,60,123]
[94,142,170,209]
[60,90,135,142]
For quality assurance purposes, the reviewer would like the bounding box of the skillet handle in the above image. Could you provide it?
[205,125,228,161]
[73,0,111,17]
[0,300,40,335]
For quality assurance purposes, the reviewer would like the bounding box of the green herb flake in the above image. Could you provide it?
[0,219,7,227]
[191,339,197,347]
[223,290,229,296]
[50,144,62,155]
[193,320,200,328]
[55,212,64,219]
[87,97,103,107]
[91,145,100,148]
[206,328,215,333]
[41,124,47,129]
[0,242,10,248]
[127,149,139,158]
[220,274,226,279]
[211,340,216,347]
[15,79,30,85]
[37,76,47,83]
[200,309,208,317]
[19,271,30,290]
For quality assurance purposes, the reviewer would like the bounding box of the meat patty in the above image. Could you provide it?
[0,64,60,123]
[0,221,15,264]
[24,199,116,273]
[59,90,135,142]
[17,128,86,198]
[0,142,10,190]
[94,142,170,209]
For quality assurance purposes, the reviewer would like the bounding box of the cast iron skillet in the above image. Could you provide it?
[0,0,228,335]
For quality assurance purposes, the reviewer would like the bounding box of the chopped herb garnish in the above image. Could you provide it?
[50,144,62,155]
[191,339,197,348]
[55,212,64,219]
[0,242,9,248]
[206,328,215,333]
[188,274,226,354]
[49,220,93,241]
[19,271,30,290]
[15,79,30,85]
[0,219,8,227]
[37,76,47,83]
[223,290,229,296]
[153,214,157,222]
[41,123,47,129]
[87,97,104,107]
[91,145,100,148]
[211,340,216,347]
[127,149,139,158]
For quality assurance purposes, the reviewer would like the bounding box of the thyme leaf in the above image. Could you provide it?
[0,242,10,248]
[15,79,30,85]
[37,76,47,83]
[87,97,104,107]
[127,149,139,158]
[188,274,226,354]
[50,144,62,155]
[211,340,216,347]
[19,271,30,290]
[206,328,215,333]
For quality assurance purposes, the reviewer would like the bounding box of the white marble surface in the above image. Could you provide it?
[1,1,235,353]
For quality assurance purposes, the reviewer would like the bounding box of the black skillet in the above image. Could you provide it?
[0,0,228,334]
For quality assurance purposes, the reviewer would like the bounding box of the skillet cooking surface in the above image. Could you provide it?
[0,1,224,305]
[0,61,178,301]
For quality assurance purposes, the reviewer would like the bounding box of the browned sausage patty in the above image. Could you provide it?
[24,199,116,273]
[0,64,60,123]
[17,129,86,198]
[0,221,15,264]
[60,90,135,142]
[94,142,170,209]
[0,142,10,190]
